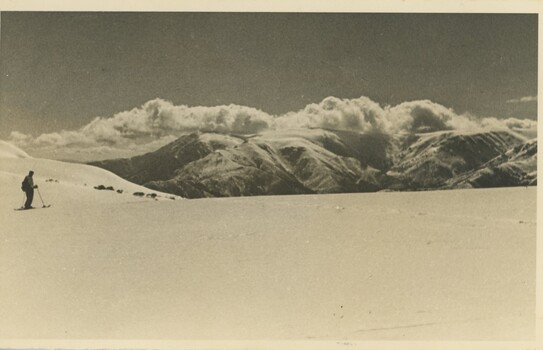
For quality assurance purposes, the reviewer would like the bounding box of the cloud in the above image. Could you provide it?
[9,96,537,161]
[275,97,486,134]
[384,100,479,133]
[8,98,275,159]
[274,96,387,132]
[506,95,537,103]
[479,117,538,139]
[78,98,274,141]
[8,131,33,146]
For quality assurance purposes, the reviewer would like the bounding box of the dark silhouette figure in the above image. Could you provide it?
[21,170,38,209]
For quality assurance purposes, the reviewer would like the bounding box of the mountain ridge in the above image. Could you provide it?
[89,128,536,198]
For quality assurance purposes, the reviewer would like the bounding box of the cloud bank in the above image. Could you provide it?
[506,95,537,104]
[9,96,537,161]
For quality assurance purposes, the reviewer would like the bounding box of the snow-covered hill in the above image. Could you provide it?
[0,141,178,209]
[0,140,31,159]
[0,142,535,340]
[90,128,536,198]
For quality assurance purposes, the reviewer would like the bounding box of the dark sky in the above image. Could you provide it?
[0,12,538,138]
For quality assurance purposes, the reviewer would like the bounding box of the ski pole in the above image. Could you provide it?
[36,188,47,208]
[21,193,25,209]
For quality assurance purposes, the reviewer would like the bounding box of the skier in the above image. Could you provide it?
[21,170,38,209]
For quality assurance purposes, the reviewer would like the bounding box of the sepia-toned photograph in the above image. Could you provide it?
[0,2,539,349]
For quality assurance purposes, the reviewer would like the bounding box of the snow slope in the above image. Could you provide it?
[0,144,536,341]
[0,140,31,159]
[0,142,177,209]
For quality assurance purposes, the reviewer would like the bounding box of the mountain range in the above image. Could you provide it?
[89,128,537,198]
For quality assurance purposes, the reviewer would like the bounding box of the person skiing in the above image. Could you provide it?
[21,170,38,209]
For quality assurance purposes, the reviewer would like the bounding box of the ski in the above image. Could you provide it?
[14,205,51,211]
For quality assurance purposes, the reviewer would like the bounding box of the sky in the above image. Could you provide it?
[0,12,538,160]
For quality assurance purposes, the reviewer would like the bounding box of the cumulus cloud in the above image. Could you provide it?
[274,97,511,135]
[384,100,479,133]
[9,96,537,161]
[78,98,274,141]
[275,96,387,132]
[8,131,33,147]
[8,99,275,160]
[506,95,537,103]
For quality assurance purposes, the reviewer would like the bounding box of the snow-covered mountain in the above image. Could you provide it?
[444,138,537,189]
[89,128,536,198]
[388,130,532,189]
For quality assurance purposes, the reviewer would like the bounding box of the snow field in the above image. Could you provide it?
[0,142,536,340]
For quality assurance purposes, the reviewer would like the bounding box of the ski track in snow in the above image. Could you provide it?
[351,316,508,334]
